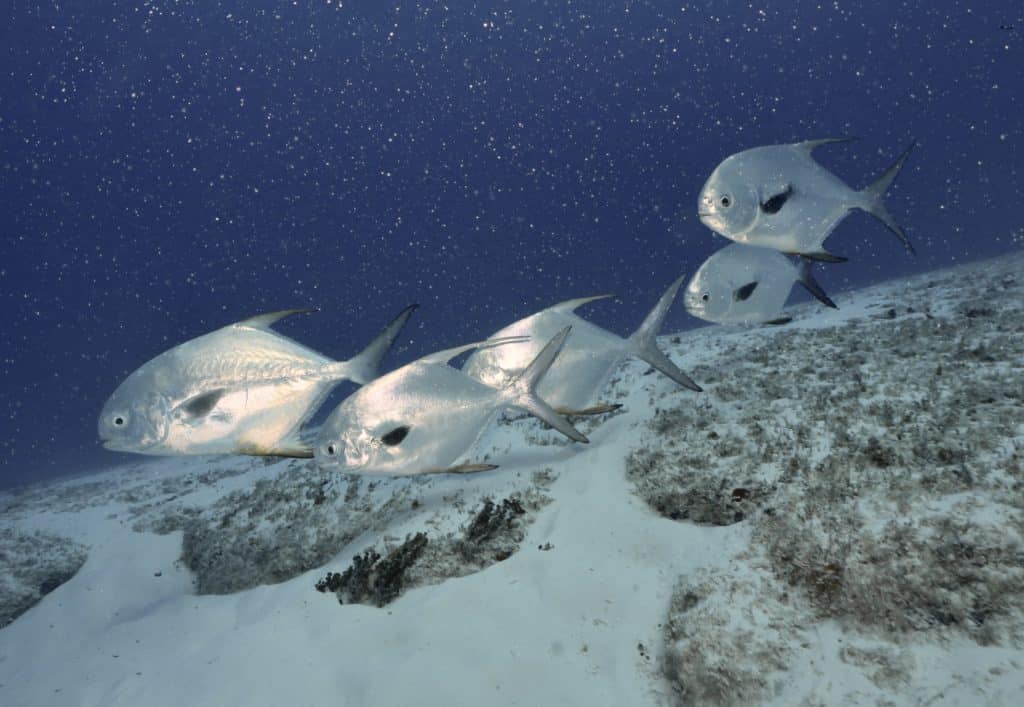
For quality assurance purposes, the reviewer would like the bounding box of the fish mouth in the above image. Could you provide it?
[102,438,134,452]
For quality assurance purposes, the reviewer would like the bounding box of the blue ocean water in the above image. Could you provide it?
[1,1,1020,488]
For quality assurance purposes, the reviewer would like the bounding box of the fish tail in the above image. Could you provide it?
[626,275,702,392]
[337,304,418,384]
[860,140,916,256]
[503,326,588,443]
[796,258,838,309]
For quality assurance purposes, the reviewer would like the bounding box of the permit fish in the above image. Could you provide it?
[314,328,588,476]
[462,275,701,415]
[684,243,836,325]
[98,305,416,458]
[697,138,916,262]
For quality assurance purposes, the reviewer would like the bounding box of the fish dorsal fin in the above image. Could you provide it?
[796,137,859,154]
[236,308,317,331]
[420,336,530,366]
[341,304,418,385]
[549,294,616,314]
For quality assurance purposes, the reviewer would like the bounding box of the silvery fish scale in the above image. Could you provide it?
[99,319,340,456]
[699,143,859,255]
[685,243,798,324]
[98,306,413,457]
[315,359,504,476]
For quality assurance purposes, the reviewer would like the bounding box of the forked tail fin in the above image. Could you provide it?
[860,140,916,256]
[502,326,588,444]
[627,275,702,392]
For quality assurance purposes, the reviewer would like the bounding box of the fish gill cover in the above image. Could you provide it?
[0,1,1021,487]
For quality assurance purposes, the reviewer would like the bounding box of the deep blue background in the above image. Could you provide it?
[2,1,1021,488]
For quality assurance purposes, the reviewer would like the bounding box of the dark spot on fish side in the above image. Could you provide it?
[734,281,759,302]
[182,389,226,418]
[380,425,410,446]
[760,184,793,214]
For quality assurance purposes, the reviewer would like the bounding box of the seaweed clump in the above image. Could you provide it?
[315,491,548,608]
[315,532,428,607]
[459,497,526,561]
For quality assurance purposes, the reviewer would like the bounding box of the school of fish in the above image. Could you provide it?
[100,137,914,474]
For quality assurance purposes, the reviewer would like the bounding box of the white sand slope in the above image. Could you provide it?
[1,252,1022,707]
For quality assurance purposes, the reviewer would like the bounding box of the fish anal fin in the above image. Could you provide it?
[800,251,848,264]
[555,403,623,417]
[764,317,793,326]
[796,258,839,309]
[424,463,499,475]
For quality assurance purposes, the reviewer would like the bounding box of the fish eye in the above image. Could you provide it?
[701,293,710,302]
[380,426,410,446]
[325,444,337,456]
[111,413,128,427]
[720,195,731,208]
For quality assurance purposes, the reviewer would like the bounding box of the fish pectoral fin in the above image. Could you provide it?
[733,281,759,302]
[236,442,314,458]
[424,463,499,475]
[181,388,227,418]
[764,317,793,326]
[555,403,623,417]
[759,185,793,215]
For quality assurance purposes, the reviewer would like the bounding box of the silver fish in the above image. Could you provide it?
[698,138,915,262]
[98,306,416,458]
[684,243,836,325]
[314,328,587,476]
[462,275,701,414]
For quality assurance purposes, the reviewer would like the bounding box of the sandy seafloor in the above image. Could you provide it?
[1,252,1022,707]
